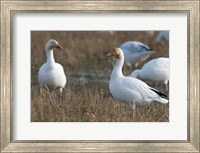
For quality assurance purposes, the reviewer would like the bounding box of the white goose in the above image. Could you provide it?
[38,39,67,93]
[107,48,168,109]
[130,57,169,89]
[119,41,154,68]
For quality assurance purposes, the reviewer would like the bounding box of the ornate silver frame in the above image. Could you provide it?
[1,0,199,152]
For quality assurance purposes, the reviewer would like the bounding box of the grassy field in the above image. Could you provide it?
[31,31,169,122]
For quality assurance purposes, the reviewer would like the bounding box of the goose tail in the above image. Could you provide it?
[150,87,169,104]
[150,87,167,98]
[154,97,169,104]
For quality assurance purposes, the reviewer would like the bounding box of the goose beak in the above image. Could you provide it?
[56,44,63,50]
[107,52,112,57]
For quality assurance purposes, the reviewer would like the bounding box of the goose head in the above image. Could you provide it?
[107,48,124,78]
[45,39,63,51]
[107,48,124,59]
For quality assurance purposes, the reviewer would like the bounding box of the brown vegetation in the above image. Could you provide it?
[31,31,169,122]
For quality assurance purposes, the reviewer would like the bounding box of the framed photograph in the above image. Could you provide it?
[1,0,199,152]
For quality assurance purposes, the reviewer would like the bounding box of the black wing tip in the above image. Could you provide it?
[150,88,167,99]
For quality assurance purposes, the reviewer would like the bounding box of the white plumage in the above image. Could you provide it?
[107,48,168,107]
[38,39,67,93]
[119,41,154,68]
[130,57,169,87]
[155,31,169,43]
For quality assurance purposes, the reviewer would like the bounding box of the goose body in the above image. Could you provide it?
[119,41,154,68]
[130,57,169,86]
[38,39,66,93]
[107,48,168,106]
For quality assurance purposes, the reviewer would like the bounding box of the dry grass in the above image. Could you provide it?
[31,31,169,122]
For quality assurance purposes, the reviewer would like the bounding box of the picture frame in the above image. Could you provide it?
[0,0,199,152]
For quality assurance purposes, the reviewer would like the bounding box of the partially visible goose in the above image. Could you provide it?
[130,57,169,90]
[119,41,154,68]
[107,48,168,110]
[155,31,169,43]
[38,39,67,93]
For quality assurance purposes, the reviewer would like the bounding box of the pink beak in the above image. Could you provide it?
[56,44,63,50]
[107,52,112,56]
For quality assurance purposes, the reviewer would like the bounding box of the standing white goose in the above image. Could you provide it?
[130,57,169,90]
[107,48,168,109]
[119,41,154,68]
[38,39,67,93]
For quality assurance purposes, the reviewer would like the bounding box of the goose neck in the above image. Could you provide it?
[137,71,143,79]
[46,49,55,65]
[111,58,124,79]
[134,69,142,79]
